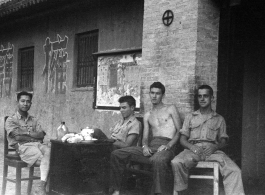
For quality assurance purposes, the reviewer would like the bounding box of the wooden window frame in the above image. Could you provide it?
[17,47,34,92]
[75,30,99,88]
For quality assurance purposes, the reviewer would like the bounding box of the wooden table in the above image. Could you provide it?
[49,139,113,195]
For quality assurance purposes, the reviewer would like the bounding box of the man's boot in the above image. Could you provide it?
[31,180,46,195]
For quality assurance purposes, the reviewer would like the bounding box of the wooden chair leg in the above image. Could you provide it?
[1,164,8,195]
[213,163,219,195]
[27,167,34,195]
[16,167,22,195]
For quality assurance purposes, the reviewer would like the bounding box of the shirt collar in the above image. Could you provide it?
[192,109,217,117]
[120,114,136,125]
[15,111,32,121]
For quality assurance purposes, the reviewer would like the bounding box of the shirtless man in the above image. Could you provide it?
[110,82,182,195]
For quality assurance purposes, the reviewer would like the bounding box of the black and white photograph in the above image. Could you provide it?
[0,0,264,194]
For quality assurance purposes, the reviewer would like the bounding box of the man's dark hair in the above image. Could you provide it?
[198,85,213,96]
[150,82,165,95]
[118,95,136,107]
[17,91,33,101]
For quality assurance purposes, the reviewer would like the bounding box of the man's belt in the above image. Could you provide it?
[189,140,215,144]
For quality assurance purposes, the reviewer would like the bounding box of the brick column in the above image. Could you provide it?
[195,0,220,109]
[141,0,220,114]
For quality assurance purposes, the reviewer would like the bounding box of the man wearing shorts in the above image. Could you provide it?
[5,91,50,195]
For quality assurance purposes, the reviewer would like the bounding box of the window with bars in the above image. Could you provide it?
[18,47,34,91]
[76,30,98,87]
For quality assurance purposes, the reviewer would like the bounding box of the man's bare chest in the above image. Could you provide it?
[149,111,172,127]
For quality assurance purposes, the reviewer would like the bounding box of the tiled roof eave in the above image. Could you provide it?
[0,0,48,17]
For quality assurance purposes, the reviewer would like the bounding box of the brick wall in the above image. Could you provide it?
[196,0,220,109]
[141,0,220,117]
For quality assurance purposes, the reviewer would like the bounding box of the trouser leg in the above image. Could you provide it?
[147,138,175,195]
[207,151,245,195]
[110,146,147,191]
[150,149,175,195]
[171,149,200,192]
[38,144,51,182]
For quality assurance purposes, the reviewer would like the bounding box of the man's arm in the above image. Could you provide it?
[113,134,138,149]
[6,117,29,137]
[204,118,228,156]
[6,118,45,142]
[142,112,153,156]
[142,112,150,147]
[11,130,45,142]
[203,137,228,156]
[13,134,43,142]
[166,105,182,149]
[180,135,204,156]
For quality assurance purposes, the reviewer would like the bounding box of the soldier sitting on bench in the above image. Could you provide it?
[171,85,245,195]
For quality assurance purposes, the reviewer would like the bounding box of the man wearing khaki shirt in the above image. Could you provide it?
[171,85,245,195]
[5,91,50,195]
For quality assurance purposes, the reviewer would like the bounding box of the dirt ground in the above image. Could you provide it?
[0,140,264,195]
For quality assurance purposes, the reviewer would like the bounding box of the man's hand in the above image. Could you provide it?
[190,145,204,156]
[157,145,168,152]
[203,144,218,156]
[142,145,153,156]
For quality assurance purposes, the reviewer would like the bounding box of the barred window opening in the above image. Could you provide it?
[18,47,34,91]
[76,30,98,87]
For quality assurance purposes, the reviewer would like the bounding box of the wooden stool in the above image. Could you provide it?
[189,161,219,195]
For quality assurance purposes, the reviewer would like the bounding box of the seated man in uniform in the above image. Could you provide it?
[171,85,245,195]
[5,91,50,195]
[93,95,142,149]
[110,82,182,195]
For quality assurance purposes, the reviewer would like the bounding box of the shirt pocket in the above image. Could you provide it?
[206,123,219,141]
[189,122,201,139]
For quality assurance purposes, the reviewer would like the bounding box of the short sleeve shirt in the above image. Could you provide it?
[5,112,45,147]
[110,115,141,143]
[180,110,228,143]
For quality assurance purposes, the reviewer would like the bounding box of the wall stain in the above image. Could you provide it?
[0,43,13,97]
[42,34,69,94]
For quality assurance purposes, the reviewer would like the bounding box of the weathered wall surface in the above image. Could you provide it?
[0,0,144,140]
[0,0,220,141]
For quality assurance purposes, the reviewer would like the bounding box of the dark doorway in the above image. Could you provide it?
[217,5,245,167]
[217,0,265,184]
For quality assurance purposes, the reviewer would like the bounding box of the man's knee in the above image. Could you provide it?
[111,149,127,161]
[171,156,182,167]
[150,154,170,166]
[228,163,242,175]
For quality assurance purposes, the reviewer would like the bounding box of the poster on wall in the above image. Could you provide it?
[95,51,142,110]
